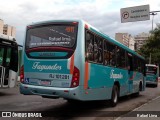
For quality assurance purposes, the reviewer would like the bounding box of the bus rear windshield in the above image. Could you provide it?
[25,24,78,50]
[146,66,157,74]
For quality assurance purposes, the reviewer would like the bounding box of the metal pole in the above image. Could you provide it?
[150,12,157,31]
[149,53,151,64]
[152,15,154,31]
[149,11,160,64]
[150,11,160,13]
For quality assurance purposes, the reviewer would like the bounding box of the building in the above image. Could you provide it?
[129,35,135,50]
[134,32,150,51]
[0,18,16,38]
[115,33,135,51]
[3,24,16,38]
[0,19,4,34]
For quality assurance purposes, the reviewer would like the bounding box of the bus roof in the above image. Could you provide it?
[28,19,81,26]
[146,64,158,67]
[27,19,145,60]
[0,33,16,42]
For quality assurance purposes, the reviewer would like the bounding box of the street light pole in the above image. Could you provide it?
[148,11,160,64]
[149,53,151,64]
[150,11,160,31]
[150,12,157,31]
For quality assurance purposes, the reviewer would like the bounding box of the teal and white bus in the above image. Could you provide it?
[20,20,146,106]
[146,64,159,87]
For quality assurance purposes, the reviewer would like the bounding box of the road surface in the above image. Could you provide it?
[0,84,160,120]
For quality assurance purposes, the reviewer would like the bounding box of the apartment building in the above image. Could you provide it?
[0,19,4,34]
[3,24,16,38]
[115,33,135,51]
[0,18,16,38]
[134,32,150,51]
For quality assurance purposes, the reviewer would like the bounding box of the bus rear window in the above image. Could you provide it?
[26,24,78,50]
[146,66,157,75]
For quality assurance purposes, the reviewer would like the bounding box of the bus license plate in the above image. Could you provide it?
[40,80,51,86]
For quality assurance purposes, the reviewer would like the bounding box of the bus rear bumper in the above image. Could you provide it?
[146,81,158,85]
[19,83,80,100]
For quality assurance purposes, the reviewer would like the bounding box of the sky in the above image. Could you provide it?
[0,0,160,45]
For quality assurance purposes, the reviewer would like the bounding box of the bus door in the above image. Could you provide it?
[0,45,18,88]
[0,47,5,88]
[128,53,133,94]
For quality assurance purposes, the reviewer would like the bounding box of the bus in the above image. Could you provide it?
[0,34,18,89]
[20,20,146,106]
[146,64,159,87]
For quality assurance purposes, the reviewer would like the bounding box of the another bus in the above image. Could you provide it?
[20,20,146,106]
[146,64,159,87]
[0,34,18,89]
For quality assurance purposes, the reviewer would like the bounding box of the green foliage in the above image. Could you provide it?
[138,24,160,64]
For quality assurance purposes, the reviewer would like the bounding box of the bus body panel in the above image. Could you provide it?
[23,55,71,88]
[88,64,129,96]
[146,74,157,85]
[128,71,144,93]
[8,70,18,88]
[20,20,85,100]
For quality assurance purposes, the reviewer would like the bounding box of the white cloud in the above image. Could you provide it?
[0,0,159,45]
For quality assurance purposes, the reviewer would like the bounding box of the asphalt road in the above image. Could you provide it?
[0,83,160,120]
[117,96,160,120]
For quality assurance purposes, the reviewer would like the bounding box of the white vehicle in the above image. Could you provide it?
[0,34,18,88]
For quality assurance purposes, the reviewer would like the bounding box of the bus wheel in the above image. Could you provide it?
[133,83,140,97]
[133,91,139,97]
[67,99,80,104]
[110,85,119,107]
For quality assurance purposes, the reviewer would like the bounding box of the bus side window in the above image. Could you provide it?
[97,39,103,63]
[94,36,103,64]
[6,48,11,67]
[133,56,139,71]
[104,41,110,65]
[109,44,116,67]
[94,36,98,62]
[86,31,94,62]
[116,47,126,68]
[0,48,4,66]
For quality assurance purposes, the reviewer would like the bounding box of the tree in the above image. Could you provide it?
[138,24,160,64]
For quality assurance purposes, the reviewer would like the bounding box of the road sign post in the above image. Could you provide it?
[121,5,150,23]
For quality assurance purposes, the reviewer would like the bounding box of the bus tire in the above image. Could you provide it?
[134,83,141,97]
[133,91,139,97]
[67,99,80,104]
[133,82,143,97]
[110,85,119,107]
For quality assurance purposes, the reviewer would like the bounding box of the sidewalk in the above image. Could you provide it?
[117,96,160,120]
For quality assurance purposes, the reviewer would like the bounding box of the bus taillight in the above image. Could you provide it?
[20,65,24,83]
[70,66,80,88]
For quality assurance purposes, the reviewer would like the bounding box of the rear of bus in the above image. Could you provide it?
[20,20,85,100]
[146,64,159,87]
